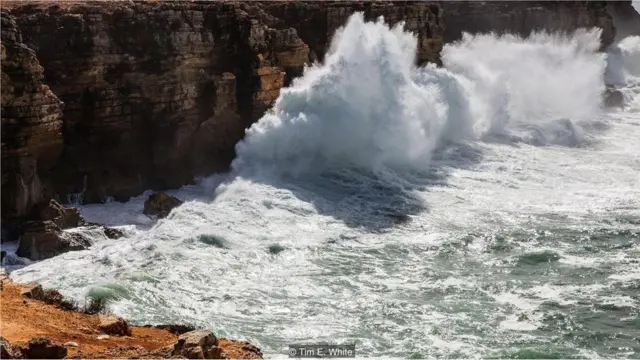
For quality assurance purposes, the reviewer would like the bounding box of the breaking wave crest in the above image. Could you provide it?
[233,13,607,178]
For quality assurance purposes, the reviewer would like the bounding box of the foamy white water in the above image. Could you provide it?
[9,14,640,359]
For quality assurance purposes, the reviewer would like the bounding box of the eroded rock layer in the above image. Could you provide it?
[1,11,64,234]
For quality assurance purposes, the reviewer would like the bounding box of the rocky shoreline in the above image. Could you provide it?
[0,276,263,359]
[2,0,634,242]
[2,191,181,264]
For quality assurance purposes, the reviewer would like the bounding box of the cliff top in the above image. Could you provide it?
[0,278,262,359]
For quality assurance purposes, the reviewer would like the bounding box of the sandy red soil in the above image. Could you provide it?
[0,278,262,359]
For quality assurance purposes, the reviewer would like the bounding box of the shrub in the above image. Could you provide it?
[83,297,110,315]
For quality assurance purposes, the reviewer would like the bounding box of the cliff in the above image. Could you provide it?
[1,12,64,234]
[0,1,635,239]
[441,1,619,49]
[0,1,443,238]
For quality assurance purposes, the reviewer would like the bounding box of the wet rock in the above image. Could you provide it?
[21,284,45,300]
[81,223,124,240]
[98,315,131,336]
[19,337,67,359]
[604,88,624,108]
[16,221,92,260]
[172,330,219,359]
[143,192,183,219]
[103,227,124,239]
[387,213,411,224]
[31,199,84,229]
[267,244,285,255]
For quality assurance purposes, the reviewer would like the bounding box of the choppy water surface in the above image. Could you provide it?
[9,14,640,359]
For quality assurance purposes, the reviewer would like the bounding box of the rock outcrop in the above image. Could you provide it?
[17,337,68,359]
[604,87,625,108]
[11,199,123,260]
[16,220,92,260]
[1,1,635,237]
[172,330,224,359]
[143,191,183,218]
[20,283,45,300]
[31,198,83,229]
[98,315,132,336]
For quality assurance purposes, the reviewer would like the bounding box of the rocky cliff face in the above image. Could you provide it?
[441,1,620,49]
[606,1,640,40]
[6,1,313,205]
[1,1,634,238]
[1,11,64,234]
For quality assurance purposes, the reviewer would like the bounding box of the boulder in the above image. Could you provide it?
[182,346,205,359]
[16,221,92,260]
[18,337,67,359]
[103,227,124,239]
[172,330,222,359]
[205,346,225,359]
[31,199,84,229]
[604,87,624,108]
[82,222,124,240]
[98,315,132,336]
[143,192,183,218]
